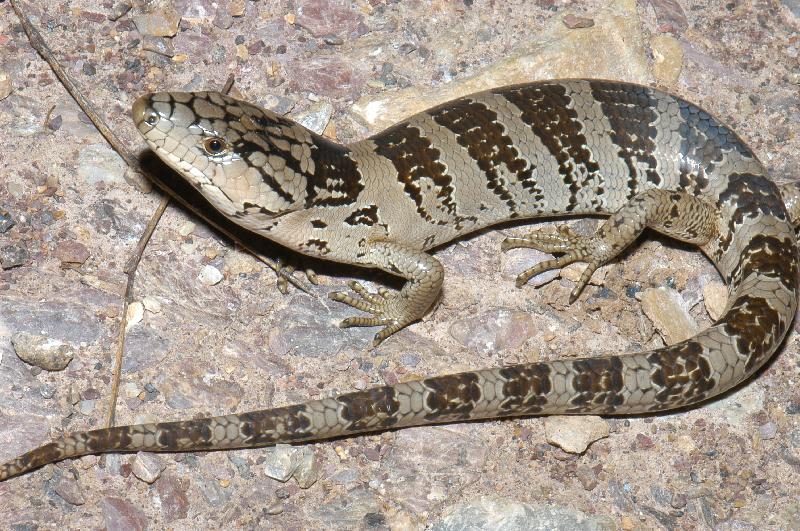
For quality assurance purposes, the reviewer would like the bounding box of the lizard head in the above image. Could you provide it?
[132,91,316,223]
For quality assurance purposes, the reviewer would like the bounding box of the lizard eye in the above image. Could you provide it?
[203,137,227,155]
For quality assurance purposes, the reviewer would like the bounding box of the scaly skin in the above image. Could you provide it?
[1,80,798,481]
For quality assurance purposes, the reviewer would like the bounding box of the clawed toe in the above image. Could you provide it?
[329,282,408,346]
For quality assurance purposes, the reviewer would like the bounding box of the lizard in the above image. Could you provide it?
[1,79,798,481]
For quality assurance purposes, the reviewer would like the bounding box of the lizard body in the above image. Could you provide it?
[2,79,798,481]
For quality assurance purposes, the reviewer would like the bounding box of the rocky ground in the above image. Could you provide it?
[0,0,799,529]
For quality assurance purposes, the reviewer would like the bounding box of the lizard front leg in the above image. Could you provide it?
[330,241,444,346]
[503,189,717,302]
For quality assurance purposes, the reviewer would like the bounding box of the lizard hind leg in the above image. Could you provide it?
[502,189,718,303]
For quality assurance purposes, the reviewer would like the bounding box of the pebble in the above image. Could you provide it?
[431,496,614,530]
[651,35,684,84]
[132,5,181,37]
[53,475,86,506]
[291,101,334,136]
[543,416,609,454]
[758,421,778,440]
[0,71,11,100]
[293,450,320,488]
[198,264,223,285]
[142,35,175,57]
[702,281,727,320]
[449,309,535,354]
[229,0,247,17]
[178,221,196,237]
[131,452,166,483]
[78,399,95,415]
[126,301,144,330]
[142,296,162,313]
[562,14,595,29]
[152,474,188,521]
[641,287,698,344]
[295,0,363,38]
[0,208,14,233]
[11,331,75,371]
[77,144,127,185]
[0,243,29,269]
[108,2,132,21]
[101,497,148,531]
[262,444,313,482]
[54,241,90,267]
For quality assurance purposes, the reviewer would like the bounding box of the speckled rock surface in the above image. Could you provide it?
[0,1,799,529]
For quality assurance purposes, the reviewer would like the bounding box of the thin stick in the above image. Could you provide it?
[9,0,148,189]
[10,1,311,429]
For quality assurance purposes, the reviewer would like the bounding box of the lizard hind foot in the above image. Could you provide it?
[329,281,407,346]
[501,226,603,303]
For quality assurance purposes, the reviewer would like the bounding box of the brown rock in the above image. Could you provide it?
[289,56,367,99]
[101,497,148,531]
[155,474,190,522]
[295,0,364,38]
[562,14,595,29]
[54,241,90,267]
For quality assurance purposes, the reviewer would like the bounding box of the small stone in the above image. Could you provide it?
[620,515,636,530]
[263,445,314,483]
[142,35,174,57]
[293,451,320,488]
[323,35,344,45]
[291,101,334,136]
[576,465,598,491]
[295,0,363,38]
[266,501,284,514]
[449,309,535,354]
[543,416,609,454]
[155,474,190,522]
[142,296,162,313]
[133,4,181,37]
[198,264,223,285]
[670,492,688,509]
[562,14,595,29]
[12,332,75,371]
[213,9,234,29]
[759,421,778,440]
[126,301,144,330]
[108,2,132,21]
[702,281,727,320]
[131,452,165,484]
[0,71,12,100]
[651,34,684,84]
[635,433,655,450]
[77,144,127,185]
[178,221,196,237]
[48,114,63,131]
[0,208,15,233]
[0,243,29,269]
[229,0,246,17]
[101,497,148,531]
[78,399,96,415]
[641,287,698,344]
[54,475,86,506]
[54,241,90,267]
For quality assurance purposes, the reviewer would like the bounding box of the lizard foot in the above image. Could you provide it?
[329,281,409,346]
[501,226,605,303]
